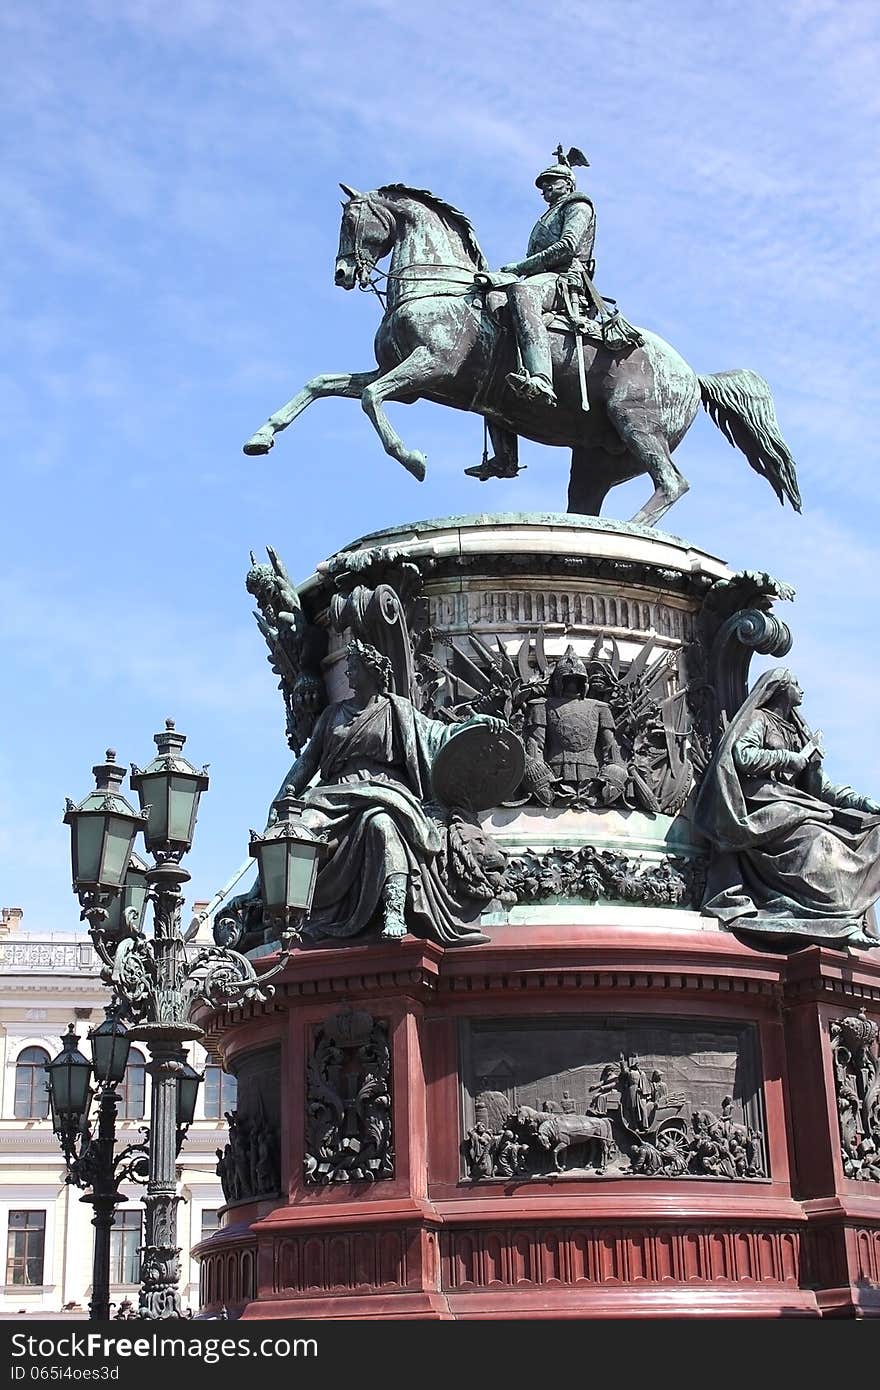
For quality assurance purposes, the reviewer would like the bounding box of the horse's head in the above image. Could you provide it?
[335,185,396,290]
[535,1119,556,1149]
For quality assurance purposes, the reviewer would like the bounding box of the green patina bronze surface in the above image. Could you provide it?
[243,147,801,527]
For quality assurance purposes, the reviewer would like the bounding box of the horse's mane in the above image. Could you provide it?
[377,184,488,270]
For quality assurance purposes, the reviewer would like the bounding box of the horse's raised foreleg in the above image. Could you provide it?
[242,370,381,455]
[360,347,440,480]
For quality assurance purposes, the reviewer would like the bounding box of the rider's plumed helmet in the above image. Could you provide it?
[535,144,590,189]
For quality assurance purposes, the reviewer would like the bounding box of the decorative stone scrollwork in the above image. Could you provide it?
[182,944,283,1011]
[305,1008,393,1183]
[830,1009,880,1182]
[685,569,795,768]
[500,845,705,909]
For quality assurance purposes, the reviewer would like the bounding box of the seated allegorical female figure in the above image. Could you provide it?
[274,638,503,947]
[694,667,880,947]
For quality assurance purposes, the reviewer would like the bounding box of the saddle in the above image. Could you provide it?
[483,284,644,355]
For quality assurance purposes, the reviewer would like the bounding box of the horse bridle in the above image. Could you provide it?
[343,195,479,308]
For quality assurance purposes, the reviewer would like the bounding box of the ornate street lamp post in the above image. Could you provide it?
[45,1013,148,1321]
[65,722,319,1319]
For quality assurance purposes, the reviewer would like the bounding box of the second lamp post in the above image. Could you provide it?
[63,721,322,1318]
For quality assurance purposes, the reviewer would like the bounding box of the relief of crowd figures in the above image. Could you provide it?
[215,1102,280,1204]
[304,1009,394,1183]
[465,1056,765,1183]
[830,1010,880,1183]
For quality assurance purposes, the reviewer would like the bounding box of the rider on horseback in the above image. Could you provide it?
[499,145,595,408]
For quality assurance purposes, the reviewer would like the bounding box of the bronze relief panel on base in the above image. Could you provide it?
[460,1016,767,1182]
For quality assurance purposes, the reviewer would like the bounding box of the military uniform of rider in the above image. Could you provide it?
[501,148,596,407]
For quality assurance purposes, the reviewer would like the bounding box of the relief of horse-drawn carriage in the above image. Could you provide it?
[464,1053,764,1182]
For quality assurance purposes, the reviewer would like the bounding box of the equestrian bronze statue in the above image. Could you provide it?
[244,147,801,527]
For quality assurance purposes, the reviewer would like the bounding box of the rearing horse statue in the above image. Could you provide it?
[243,184,801,526]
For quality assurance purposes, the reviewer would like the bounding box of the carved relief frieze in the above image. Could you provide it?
[460,1016,766,1182]
[830,1009,880,1182]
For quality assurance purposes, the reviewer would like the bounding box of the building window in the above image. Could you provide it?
[6,1210,46,1286]
[14,1047,50,1120]
[200,1209,220,1243]
[203,1065,236,1119]
[117,1050,146,1121]
[109,1210,142,1285]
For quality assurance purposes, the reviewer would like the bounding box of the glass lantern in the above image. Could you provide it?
[249,788,323,927]
[130,720,209,858]
[45,1026,93,1133]
[64,752,147,897]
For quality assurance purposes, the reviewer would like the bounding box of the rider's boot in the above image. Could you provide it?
[464,423,522,480]
[505,371,557,407]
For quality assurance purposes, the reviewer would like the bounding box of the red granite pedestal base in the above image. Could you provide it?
[194,925,880,1319]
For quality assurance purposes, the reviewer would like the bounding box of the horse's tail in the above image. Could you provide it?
[698,369,802,512]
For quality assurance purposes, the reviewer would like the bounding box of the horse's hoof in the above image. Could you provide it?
[243,431,275,456]
[401,451,427,481]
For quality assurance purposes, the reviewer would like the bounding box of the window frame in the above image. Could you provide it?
[116,1048,147,1121]
[13,1047,51,1121]
[202,1064,237,1120]
[5,1209,47,1288]
[108,1208,142,1286]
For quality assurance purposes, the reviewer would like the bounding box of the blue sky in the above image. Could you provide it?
[2,0,879,931]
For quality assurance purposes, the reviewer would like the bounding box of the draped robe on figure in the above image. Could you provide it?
[694,670,880,946]
[288,693,488,946]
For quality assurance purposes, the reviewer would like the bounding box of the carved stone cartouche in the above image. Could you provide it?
[305,1009,393,1184]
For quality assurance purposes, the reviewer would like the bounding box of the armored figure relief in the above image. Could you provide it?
[524,646,626,806]
[215,1108,280,1203]
[695,668,880,947]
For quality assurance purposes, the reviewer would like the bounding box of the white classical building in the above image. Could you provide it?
[0,906,229,1317]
